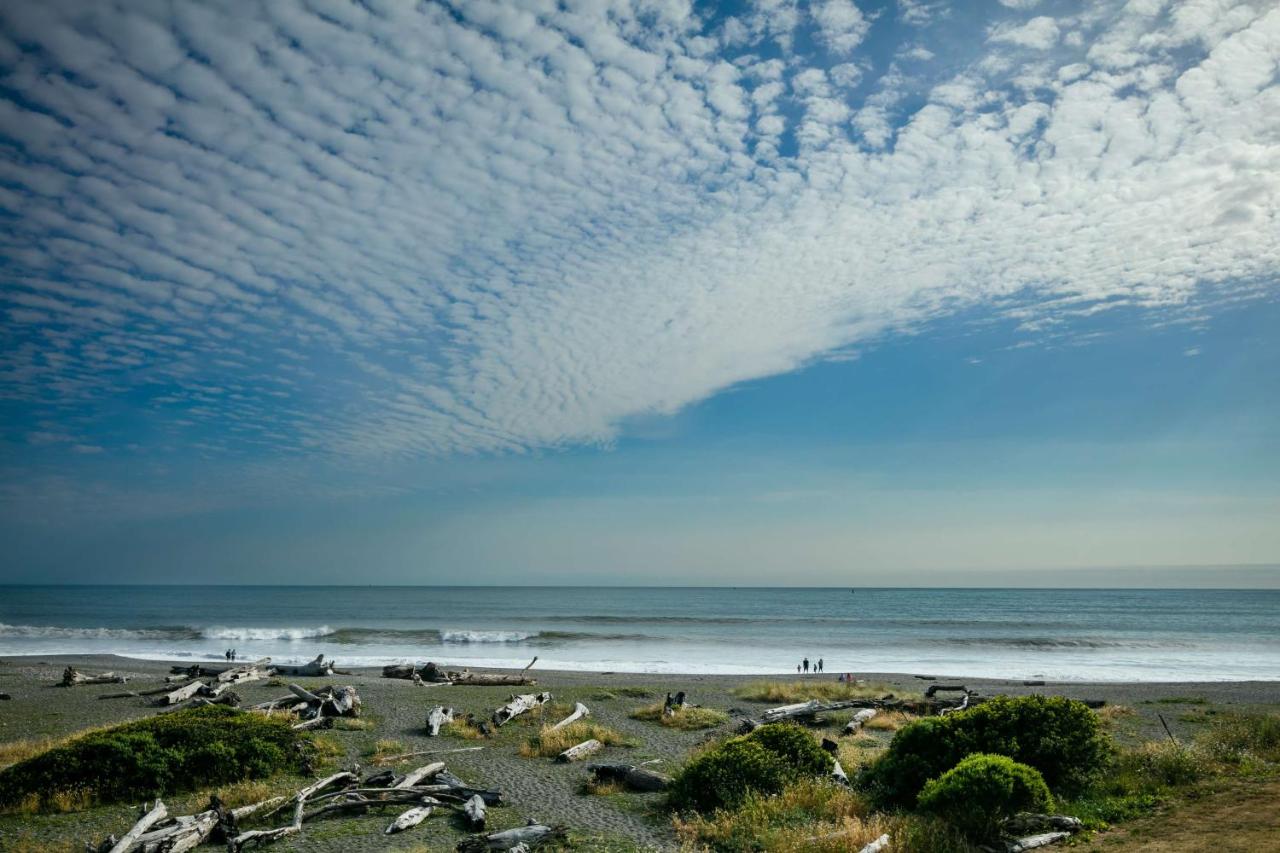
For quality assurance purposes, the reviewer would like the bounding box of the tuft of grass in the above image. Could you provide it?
[364,739,405,761]
[519,722,633,758]
[733,681,902,703]
[673,777,886,852]
[1143,696,1210,705]
[862,711,911,732]
[630,703,730,730]
[1097,704,1138,728]
[331,717,374,731]
[309,734,345,765]
[445,717,488,740]
[583,777,626,796]
[615,687,653,698]
[1196,711,1280,766]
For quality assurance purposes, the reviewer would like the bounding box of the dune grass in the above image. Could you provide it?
[364,738,405,761]
[733,681,903,703]
[630,703,730,730]
[519,721,633,758]
[445,717,488,740]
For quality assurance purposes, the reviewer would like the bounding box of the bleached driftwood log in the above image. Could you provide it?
[108,799,167,853]
[759,699,876,724]
[230,771,355,850]
[549,702,589,731]
[493,692,552,726]
[427,706,454,737]
[395,762,445,788]
[276,683,361,729]
[463,793,487,829]
[556,739,602,762]
[663,691,687,716]
[588,763,672,792]
[89,795,285,853]
[385,805,433,835]
[844,708,879,734]
[1004,815,1084,835]
[859,834,891,853]
[373,745,484,765]
[941,693,970,715]
[272,655,335,677]
[458,822,565,852]
[61,667,126,687]
[1005,832,1071,852]
[449,671,538,686]
[155,679,208,706]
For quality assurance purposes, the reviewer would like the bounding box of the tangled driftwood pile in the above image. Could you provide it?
[85,762,514,852]
[382,660,537,687]
[60,667,127,686]
[248,683,361,730]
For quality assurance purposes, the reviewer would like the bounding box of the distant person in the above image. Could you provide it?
[803,657,809,673]
[231,649,237,661]
[797,663,801,674]
[818,658,824,673]
[225,649,231,661]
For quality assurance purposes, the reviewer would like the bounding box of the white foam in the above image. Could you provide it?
[439,629,537,643]
[202,625,333,641]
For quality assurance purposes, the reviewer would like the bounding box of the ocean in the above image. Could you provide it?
[1,586,1276,682]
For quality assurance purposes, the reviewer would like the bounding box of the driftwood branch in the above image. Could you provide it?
[61,667,126,687]
[556,739,602,762]
[108,799,167,853]
[458,823,565,852]
[231,771,355,850]
[493,692,552,726]
[549,702,590,731]
[463,793,487,829]
[427,706,454,736]
[844,708,878,735]
[588,763,672,792]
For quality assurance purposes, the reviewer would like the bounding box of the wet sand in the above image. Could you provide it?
[3,655,1278,851]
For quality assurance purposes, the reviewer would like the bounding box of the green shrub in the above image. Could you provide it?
[862,695,1111,806]
[917,754,1053,841]
[0,706,306,809]
[668,723,834,813]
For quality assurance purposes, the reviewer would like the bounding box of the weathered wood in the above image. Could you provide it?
[427,706,454,736]
[492,692,552,726]
[844,708,879,734]
[458,823,564,852]
[108,799,166,853]
[155,679,208,706]
[831,757,849,785]
[218,659,271,682]
[924,684,967,698]
[556,738,602,762]
[859,834,891,853]
[549,702,589,731]
[61,667,126,687]
[1006,831,1071,852]
[230,771,354,850]
[385,805,432,834]
[450,671,538,686]
[1004,814,1084,835]
[395,762,446,788]
[663,691,687,716]
[759,698,876,724]
[463,793,487,830]
[941,693,970,715]
[272,655,334,678]
[588,763,672,792]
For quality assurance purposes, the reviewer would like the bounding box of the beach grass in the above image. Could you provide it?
[630,702,730,730]
[733,680,904,703]
[519,721,634,758]
[445,716,488,740]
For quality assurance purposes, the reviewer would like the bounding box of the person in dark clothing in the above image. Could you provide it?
[818,658,824,673]
[803,657,809,673]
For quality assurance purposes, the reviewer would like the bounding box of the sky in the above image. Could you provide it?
[1,0,1278,587]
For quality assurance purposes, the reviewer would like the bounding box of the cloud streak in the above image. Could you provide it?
[1,0,1278,469]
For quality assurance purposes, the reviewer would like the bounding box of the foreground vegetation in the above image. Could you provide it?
[0,706,306,811]
[629,702,729,730]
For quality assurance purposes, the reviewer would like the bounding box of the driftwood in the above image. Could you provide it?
[0,692,10,700]
[450,671,538,686]
[108,799,167,853]
[1004,814,1084,836]
[549,702,589,731]
[87,795,285,853]
[395,762,446,788]
[464,793,487,829]
[385,805,433,834]
[458,822,565,852]
[556,739,602,762]
[663,691,687,716]
[231,771,356,849]
[759,698,879,724]
[61,667,126,687]
[272,655,335,678]
[924,684,968,698]
[156,680,207,706]
[941,693,970,715]
[273,684,361,729]
[383,661,536,686]
[859,834,891,853]
[844,708,879,734]
[427,706,455,736]
[588,763,672,792]
[1005,832,1071,852]
[493,692,552,726]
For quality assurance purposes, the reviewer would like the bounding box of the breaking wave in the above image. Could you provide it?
[0,623,202,640]
[0,623,651,646]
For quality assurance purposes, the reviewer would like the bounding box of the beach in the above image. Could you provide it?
[3,654,1278,851]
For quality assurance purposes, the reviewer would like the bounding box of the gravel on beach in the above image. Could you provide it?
[2,655,1278,852]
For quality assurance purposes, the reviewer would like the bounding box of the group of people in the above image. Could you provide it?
[797,656,824,673]
[223,648,238,661]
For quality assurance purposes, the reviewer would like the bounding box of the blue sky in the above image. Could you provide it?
[1,0,1278,585]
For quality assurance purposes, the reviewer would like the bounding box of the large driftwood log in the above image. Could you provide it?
[108,799,167,853]
[859,834,891,853]
[549,702,589,731]
[493,692,552,726]
[395,762,446,788]
[463,794,487,829]
[272,655,335,677]
[61,667,126,687]
[941,693,970,715]
[556,739,602,762]
[663,691,687,716]
[385,805,433,835]
[230,771,355,850]
[458,823,565,852]
[588,763,672,792]
[449,671,538,686]
[1004,814,1084,836]
[1006,831,1072,852]
[844,708,879,734]
[427,706,454,737]
[924,684,968,698]
[759,699,877,724]
[156,679,208,706]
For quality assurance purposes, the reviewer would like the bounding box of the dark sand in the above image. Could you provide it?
[3,655,1278,852]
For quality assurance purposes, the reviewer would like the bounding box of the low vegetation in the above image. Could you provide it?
[668,723,833,813]
[733,681,899,703]
[445,717,488,740]
[0,706,306,811]
[917,754,1054,842]
[630,702,729,730]
[519,721,632,758]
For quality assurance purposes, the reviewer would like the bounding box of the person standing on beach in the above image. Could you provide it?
[818,658,824,673]
[803,657,809,673]
[797,663,802,673]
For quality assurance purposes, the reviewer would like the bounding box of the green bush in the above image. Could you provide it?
[862,695,1112,806]
[0,706,306,809]
[918,754,1053,841]
[668,723,834,813]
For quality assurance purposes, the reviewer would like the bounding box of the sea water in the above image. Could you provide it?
[1,586,1277,681]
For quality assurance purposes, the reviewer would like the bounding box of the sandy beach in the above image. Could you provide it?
[3,654,1278,851]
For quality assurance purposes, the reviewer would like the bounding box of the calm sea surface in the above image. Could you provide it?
[1,586,1276,681]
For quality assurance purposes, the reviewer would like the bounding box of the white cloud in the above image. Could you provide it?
[0,0,1277,469]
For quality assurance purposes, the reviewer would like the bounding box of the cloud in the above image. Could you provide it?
[0,0,1277,475]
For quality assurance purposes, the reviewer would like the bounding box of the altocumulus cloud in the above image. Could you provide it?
[1,0,1279,466]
